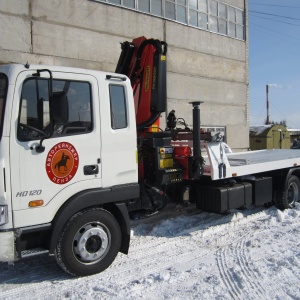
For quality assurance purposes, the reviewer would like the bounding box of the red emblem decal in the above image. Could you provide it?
[46,142,79,184]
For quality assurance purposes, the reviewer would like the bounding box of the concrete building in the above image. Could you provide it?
[0,0,249,151]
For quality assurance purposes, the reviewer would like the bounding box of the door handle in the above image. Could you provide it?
[84,165,99,175]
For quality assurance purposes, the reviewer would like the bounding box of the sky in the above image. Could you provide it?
[248,0,300,128]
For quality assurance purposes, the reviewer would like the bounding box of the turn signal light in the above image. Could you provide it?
[29,200,44,207]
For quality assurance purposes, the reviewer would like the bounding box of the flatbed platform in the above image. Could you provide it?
[227,149,300,166]
[203,144,300,180]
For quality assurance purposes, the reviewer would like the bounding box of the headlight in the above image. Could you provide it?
[0,206,8,225]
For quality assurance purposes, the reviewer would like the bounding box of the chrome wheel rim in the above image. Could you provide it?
[73,222,110,264]
[287,182,299,206]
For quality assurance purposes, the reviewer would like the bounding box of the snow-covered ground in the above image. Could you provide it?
[1,204,300,300]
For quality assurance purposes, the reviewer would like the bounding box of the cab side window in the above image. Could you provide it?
[109,84,127,129]
[18,78,93,141]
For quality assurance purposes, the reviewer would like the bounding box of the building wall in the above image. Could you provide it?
[0,0,249,151]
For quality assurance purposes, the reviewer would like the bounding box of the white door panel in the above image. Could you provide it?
[10,70,102,214]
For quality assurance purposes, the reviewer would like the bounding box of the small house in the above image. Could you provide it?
[249,125,290,150]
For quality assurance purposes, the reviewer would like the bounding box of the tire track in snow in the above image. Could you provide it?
[2,242,206,300]
[233,236,268,298]
[236,238,289,300]
[1,237,196,299]
[106,209,267,285]
[103,236,198,282]
[216,229,269,299]
[215,207,300,300]
[216,239,245,299]
[234,234,292,300]
[213,209,276,299]
[247,221,300,299]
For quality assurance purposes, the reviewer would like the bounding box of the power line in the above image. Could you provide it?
[250,22,300,44]
[249,10,300,22]
[249,9,300,46]
[250,3,300,9]
[250,14,300,27]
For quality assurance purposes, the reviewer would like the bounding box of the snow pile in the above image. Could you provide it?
[1,204,300,299]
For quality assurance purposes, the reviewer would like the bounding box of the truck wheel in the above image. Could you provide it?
[55,208,121,276]
[275,175,300,210]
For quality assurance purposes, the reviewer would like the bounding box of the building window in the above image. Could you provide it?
[108,0,120,4]
[198,0,207,13]
[189,9,197,27]
[189,0,197,10]
[209,0,217,16]
[198,12,208,30]
[177,2,186,24]
[138,0,150,13]
[236,9,244,39]
[165,1,175,20]
[228,5,244,39]
[151,0,162,16]
[218,3,227,35]
[123,0,134,8]
[93,0,245,41]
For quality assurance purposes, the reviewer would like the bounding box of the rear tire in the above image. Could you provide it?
[55,208,121,276]
[275,175,300,210]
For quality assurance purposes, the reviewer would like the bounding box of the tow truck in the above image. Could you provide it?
[0,37,299,276]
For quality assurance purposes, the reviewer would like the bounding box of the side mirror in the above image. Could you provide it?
[36,91,69,153]
[50,91,69,125]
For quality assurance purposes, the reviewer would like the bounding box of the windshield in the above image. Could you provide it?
[0,73,8,140]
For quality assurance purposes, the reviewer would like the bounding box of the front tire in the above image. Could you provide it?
[55,208,121,276]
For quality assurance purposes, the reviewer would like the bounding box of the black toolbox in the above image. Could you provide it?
[244,177,272,206]
[195,182,252,214]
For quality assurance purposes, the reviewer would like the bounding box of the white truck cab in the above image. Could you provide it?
[0,64,139,275]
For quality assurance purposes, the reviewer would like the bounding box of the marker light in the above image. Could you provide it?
[29,200,44,207]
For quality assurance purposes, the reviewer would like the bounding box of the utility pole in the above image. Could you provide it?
[266,84,270,125]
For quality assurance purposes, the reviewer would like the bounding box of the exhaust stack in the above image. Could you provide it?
[190,101,204,179]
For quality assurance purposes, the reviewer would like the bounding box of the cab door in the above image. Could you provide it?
[10,69,102,225]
